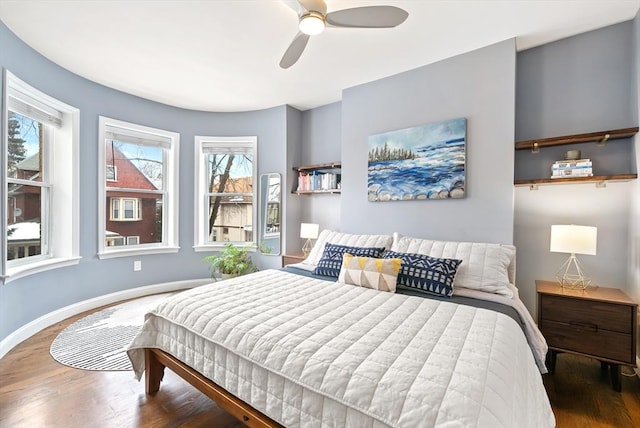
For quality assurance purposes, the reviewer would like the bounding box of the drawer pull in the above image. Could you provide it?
[569,321,598,332]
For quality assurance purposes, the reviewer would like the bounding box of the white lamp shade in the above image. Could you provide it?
[300,223,319,239]
[550,225,597,255]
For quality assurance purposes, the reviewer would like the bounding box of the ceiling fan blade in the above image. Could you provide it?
[325,6,408,28]
[298,0,327,14]
[280,32,311,69]
[282,0,303,14]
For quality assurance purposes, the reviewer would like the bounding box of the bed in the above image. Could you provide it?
[127,231,555,427]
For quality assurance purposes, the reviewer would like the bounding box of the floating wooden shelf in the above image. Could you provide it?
[293,162,341,172]
[293,189,341,195]
[515,127,638,151]
[515,174,638,187]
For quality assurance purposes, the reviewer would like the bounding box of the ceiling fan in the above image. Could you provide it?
[280,0,409,69]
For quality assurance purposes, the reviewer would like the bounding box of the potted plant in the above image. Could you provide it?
[202,243,257,280]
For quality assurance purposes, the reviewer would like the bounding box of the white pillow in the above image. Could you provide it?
[391,233,516,297]
[303,230,394,266]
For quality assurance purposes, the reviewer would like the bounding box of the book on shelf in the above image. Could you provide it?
[552,159,592,169]
[297,171,341,191]
[550,158,593,178]
[550,169,593,178]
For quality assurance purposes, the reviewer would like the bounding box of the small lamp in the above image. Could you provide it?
[300,223,319,255]
[550,224,597,289]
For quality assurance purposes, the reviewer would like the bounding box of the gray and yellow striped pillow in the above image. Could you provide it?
[337,253,402,293]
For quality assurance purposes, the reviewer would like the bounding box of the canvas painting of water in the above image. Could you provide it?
[368,118,466,202]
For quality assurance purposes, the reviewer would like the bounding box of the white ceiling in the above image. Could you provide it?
[0,0,638,112]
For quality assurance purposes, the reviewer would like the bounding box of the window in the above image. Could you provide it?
[98,117,179,258]
[106,165,117,181]
[2,71,80,283]
[110,198,141,221]
[193,136,257,251]
[105,235,140,247]
[6,112,49,262]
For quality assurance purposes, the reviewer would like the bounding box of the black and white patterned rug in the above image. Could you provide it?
[50,293,174,371]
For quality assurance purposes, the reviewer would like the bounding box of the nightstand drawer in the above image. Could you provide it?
[541,319,634,363]
[540,294,633,334]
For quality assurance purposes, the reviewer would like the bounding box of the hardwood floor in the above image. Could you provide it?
[0,304,243,428]
[543,354,640,427]
[1,301,640,427]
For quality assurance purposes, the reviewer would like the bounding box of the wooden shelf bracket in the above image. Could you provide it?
[596,133,610,147]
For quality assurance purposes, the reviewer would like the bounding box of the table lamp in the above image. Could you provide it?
[550,224,597,289]
[300,223,319,255]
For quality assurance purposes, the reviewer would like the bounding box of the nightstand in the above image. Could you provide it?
[536,280,637,391]
[282,254,306,267]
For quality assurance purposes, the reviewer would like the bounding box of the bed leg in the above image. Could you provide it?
[145,348,166,395]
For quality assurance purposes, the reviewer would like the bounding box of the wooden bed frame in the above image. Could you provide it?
[145,348,283,428]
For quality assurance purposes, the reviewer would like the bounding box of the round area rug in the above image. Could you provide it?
[50,293,175,371]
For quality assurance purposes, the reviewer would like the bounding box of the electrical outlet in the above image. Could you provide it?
[134,260,142,271]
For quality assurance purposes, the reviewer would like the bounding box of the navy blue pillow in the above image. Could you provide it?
[384,250,462,297]
[314,243,386,278]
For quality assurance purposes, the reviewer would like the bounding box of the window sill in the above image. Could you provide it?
[2,256,82,284]
[98,246,180,259]
[193,244,257,253]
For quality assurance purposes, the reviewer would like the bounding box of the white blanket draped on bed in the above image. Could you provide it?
[128,269,554,428]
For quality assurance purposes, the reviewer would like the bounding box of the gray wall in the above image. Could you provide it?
[300,102,341,235]
[341,39,517,244]
[516,23,635,139]
[0,21,292,341]
[630,11,640,310]
[514,21,638,314]
[283,106,304,256]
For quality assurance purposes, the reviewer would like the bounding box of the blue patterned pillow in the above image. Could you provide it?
[384,250,462,297]
[314,243,386,278]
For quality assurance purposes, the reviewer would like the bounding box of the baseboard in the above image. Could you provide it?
[0,278,211,359]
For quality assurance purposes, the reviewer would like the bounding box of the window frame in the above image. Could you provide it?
[193,136,258,252]
[1,71,80,284]
[98,116,179,259]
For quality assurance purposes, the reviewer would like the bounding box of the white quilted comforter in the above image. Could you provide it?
[128,270,555,428]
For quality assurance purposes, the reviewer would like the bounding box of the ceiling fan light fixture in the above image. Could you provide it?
[299,12,325,36]
[281,1,409,69]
